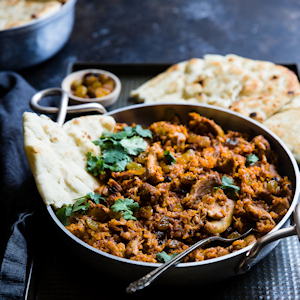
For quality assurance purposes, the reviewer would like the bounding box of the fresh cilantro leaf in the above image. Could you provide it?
[56,205,72,226]
[246,154,259,166]
[122,210,135,220]
[65,205,73,217]
[214,175,240,197]
[164,150,176,164]
[87,124,152,175]
[125,199,140,211]
[87,192,106,204]
[101,146,129,164]
[110,198,140,220]
[86,152,104,176]
[72,197,87,211]
[93,138,117,149]
[56,192,106,226]
[87,147,132,173]
[72,196,91,213]
[105,158,131,172]
[56,200,89,225]
[102,131,129,140]
[156,251,177,263]
[120,136,148,156]
[100,145,132,172]
[134,125,153,138]
[221,176,235,187]
[74,192,105,204]
[124,125,152,139]
[73,202,91,213]
[73,192,105,211]
[123,126,135,137]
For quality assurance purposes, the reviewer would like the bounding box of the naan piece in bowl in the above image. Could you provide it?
[23,112,115,208]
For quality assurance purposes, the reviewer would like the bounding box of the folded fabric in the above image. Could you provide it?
[0,72,40,300]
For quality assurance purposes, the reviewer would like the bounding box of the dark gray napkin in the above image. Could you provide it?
[0,72,41,299]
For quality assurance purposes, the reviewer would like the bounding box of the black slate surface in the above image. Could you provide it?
[19,0,300,92]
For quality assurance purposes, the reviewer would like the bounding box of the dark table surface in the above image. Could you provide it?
[8,0,300,299]
[19,0,300,92]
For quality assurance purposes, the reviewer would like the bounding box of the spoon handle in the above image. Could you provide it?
[126,228,253,293]
[126,236,218,294]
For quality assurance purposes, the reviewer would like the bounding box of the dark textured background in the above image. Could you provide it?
[20,0,300,91]
[9,0,300,298]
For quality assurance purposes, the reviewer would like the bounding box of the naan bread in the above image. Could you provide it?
[263,107,300,162]
[130,54,300,123]
[0,0,63,30]
[23,112,115,208]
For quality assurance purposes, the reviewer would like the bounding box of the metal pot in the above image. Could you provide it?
[30,93,300,286]
[0,0,76,70]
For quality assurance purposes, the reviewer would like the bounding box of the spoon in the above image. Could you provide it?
[126,228,253,293]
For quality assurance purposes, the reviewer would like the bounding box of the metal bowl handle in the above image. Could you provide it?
[236,203,300,274]
[294,202,300,240]
[30,87,107,126]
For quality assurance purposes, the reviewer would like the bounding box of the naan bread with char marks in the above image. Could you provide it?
[0,0,63,30]
[130,54,300,123]
[263,95,300,162]
[23,112,115,208]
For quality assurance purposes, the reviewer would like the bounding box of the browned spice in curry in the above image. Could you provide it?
[65,112,292,263]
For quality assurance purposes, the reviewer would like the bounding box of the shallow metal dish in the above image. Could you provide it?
[0,0,76,70]
[45,103,300,286]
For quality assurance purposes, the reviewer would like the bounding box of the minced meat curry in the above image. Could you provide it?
[60,112,292,263]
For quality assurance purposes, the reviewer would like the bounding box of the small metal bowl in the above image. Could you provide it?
[61,69,122,107]
[0,0,76,70]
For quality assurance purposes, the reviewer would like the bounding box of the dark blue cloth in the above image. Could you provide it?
[0,72,40,299]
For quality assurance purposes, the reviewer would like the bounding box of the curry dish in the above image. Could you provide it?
[63,112,292,263]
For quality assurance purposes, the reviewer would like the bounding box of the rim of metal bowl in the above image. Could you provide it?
[47,103,300,269]
[0,0,76,35]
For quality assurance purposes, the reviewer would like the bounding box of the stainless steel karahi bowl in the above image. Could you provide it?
[0,0,76,70]
[42,103,300,286]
